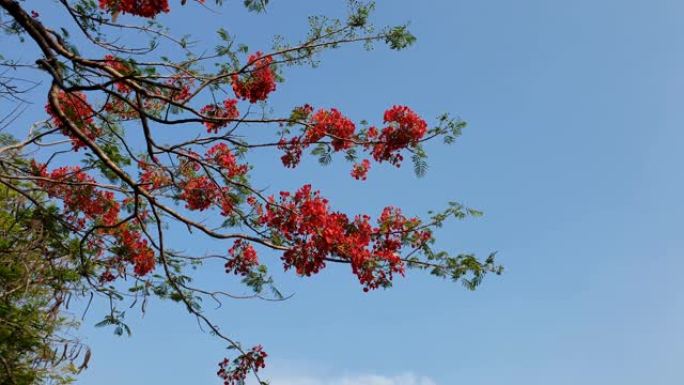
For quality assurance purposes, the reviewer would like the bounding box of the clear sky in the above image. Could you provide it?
[4,1,684,384]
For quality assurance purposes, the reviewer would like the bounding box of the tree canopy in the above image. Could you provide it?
[0,1,501,384]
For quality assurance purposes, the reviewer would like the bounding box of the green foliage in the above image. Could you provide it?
[347,1,375,27]
[411,145,429,177]
[241,264,281,298]
[384,25,416,50]
[0,185,88,385]
[242,0,269,13]
[94,310,131,337]
[312,144,333,166]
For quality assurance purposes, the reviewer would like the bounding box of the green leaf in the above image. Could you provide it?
[385,25,416,50]
[412,153,428,177]
[243,0,269,13]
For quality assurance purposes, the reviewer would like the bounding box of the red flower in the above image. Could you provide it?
[371,105,428,166]
[99,0,170,18]
[225,240,259,275]
[179,176,220,211]
[278,137,304,168]
[351,159,371,180]
[278,107,356,168]
[260,185,410,290]
[45,90,101,151]
[205,143,248,178]
[115,226,156,276]
[176,152,202,179]
[32,162,156,277]
[307,108,356,150]
[232,52,276,103]
[201,99,240,133]
[165,75,194,103]
[276,105,427,171]
[33,163,120,229]
[104,55,134,93]
[138,161,171,191]
[178,174,235,215]
[217,345,267,385]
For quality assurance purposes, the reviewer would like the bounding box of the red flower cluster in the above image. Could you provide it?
[32,162,156,277]
[232,52,276,103]
[205,143,248,179]
[178,174,234,216]
[370,105,428,165]
[278,105,427,176]
[98,0,169,18]
[104,97,159,119]
[179,176,221,211]
[46,90,101,151]
[200,99,239,133]
[277,136,304,168]
[115,226,156,276]
[351,159,371,180]
[278,107,356,168]
[138,161,171,191]
[166,75,194,103]
[103,55,134,93]
[307,108,356,151]
[176,150,202,177]
[259,185,334,276]
[224,240,259,275]
[259,185,416,290]
[34,163,120,229]
[217,345,267,385]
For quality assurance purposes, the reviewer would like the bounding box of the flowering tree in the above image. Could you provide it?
[0,1,502,384]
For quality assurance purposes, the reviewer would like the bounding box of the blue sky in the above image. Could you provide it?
[4,0,684,384]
